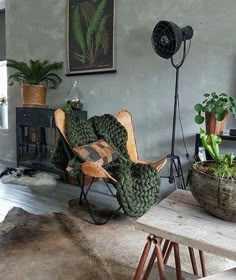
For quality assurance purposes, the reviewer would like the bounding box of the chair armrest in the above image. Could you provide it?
[81,162,117,183]
[136,157,167,172]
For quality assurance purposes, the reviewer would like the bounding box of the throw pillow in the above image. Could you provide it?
[73,140,118,166]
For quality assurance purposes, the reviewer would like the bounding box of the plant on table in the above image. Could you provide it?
[197,128,236,178]
[194,92,236,125]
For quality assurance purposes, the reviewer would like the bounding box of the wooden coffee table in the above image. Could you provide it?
[134,190,236,280]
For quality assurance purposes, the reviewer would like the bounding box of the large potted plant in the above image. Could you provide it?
[189,129,236,222]
[7,59,63,107]
[194,92,236,135]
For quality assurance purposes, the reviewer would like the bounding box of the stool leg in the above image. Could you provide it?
[164,242,174,264]
[162,240,170,258]
[173,243,182,280]
[153,237,166,280]
[143,238,163,280]
[142,247,156,280]
[199,250,207,277]
[133,235,153,280]
[188,247,198,276]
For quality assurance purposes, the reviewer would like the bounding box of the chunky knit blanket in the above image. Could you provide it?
[52,108,160,218]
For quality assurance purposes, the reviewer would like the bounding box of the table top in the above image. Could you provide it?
[136,190,236,260]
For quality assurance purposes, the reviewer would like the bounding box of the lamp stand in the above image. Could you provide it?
[161,39,188,190]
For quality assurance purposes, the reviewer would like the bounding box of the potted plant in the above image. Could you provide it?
[194,92,236,135]
[189,128,236,222]
[0,96,7,128]
[7,59,63,107]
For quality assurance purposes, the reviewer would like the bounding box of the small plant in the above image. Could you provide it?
[200,128,236,178]
[7,59,63,89]
[194,92,236,124]
[0,96,7,106]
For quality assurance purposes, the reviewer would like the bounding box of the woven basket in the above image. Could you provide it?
[21,84,47,107]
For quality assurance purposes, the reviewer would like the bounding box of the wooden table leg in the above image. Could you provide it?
[188,247,199,276]
[199,250,207,277]
[164,242,174,264]
[162,240,170,258]
[133,235,153,280]
[153,237,166,280]
[143,238,163,280]
[173,243,182,280]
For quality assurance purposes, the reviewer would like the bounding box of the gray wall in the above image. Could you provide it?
[2,0,236,179]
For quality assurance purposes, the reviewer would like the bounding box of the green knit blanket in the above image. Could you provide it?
[52,109,161,218]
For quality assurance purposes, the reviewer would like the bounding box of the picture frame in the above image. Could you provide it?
[67,0,116,75]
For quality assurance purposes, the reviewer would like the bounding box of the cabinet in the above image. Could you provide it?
[16,107,87,171]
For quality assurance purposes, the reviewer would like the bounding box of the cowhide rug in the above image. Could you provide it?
[0,203,235,280]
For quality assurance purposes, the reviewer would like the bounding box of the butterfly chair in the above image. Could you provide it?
[54,109,167,225]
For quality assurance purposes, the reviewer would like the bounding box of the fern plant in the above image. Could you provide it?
[7,59,63,89]
[72,0,109,65]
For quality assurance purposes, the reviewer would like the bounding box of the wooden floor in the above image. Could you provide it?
[0,164,119,223]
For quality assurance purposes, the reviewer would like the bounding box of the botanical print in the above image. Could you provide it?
[68,0,115,74]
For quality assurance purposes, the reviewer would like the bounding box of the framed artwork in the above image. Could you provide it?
[67,0,116,75]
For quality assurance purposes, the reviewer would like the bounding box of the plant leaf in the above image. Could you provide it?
[86,0,107,48]
[72,4,86,64]
[95,16,107,53]
[194,104,203,112]
[203,93,210,97]
[215,112,225,121]
[211,92,217,98]
[195,115,204,124]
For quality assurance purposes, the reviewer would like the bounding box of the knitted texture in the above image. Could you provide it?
[52,108,160,218]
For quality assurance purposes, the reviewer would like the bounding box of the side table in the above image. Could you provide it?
[134,190,236,280]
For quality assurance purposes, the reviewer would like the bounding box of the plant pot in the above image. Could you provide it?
[189,161,236,222]
[21,84,47,107]
[205,112,227,135]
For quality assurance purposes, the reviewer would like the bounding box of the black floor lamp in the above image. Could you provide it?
[151,21,194,190]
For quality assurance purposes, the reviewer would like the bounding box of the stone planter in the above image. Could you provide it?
[189,161,236,222]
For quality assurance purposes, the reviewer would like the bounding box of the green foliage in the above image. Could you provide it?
[194,92,236,124]
[200,129,236,178]
[72,5,86,64]
[86,0,107,48]
[7,59,63,89]
[72,0,109,65]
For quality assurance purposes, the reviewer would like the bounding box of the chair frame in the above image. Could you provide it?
[58,129,121,225]
[55,109,167,225]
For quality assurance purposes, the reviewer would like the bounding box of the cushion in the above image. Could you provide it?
[73,140,117,166]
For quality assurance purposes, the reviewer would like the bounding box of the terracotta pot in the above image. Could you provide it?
[21,84,47,107]
[190,161,236,222]
[205,112,228,135]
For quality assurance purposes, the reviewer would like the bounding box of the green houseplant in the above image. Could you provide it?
[190,128,236,222]
[7,59,63,107]
[194,92,236,135]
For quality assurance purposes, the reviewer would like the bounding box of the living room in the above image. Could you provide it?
[0,0,236,279]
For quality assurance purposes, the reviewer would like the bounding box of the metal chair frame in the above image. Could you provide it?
[58,129,121,225]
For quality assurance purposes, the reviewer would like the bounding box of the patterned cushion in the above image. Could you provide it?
[73,140,117,166]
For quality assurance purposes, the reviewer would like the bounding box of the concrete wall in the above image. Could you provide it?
[2,1,236,185]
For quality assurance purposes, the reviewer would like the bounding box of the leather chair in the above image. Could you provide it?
[54,109,167,224]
